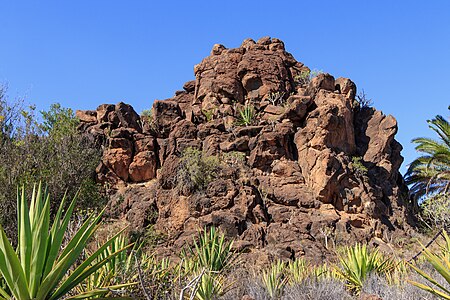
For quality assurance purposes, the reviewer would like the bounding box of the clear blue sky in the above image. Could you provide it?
[1,1,449,174]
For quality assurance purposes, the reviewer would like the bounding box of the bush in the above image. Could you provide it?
[351,156,368,176]
[354,90,373,109]
[177,148,221,194]
[0,88,104,240]
[419,194,450,231]
[294,69,324,87]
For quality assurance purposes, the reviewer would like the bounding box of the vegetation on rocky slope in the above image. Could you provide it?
[0,37,450,298]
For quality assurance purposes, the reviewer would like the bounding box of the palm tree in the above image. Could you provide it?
[405,108,450,201]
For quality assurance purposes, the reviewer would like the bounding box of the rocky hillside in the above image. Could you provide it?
[77,37,414,263]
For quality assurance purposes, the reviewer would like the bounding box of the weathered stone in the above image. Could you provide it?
[153,100,182,137]
[76,110,97,123]
[77,38,414,265]
[129,151,157,182]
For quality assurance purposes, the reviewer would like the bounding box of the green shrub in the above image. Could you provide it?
[419,194,450,231]
[0,91,104,240]
[202,108,216,122]
[294,69,324,86]
[294,70,311,86]
[177,148,221,194]
[351,156,368,176]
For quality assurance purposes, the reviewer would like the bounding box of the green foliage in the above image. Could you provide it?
[408,230,450,299]
[202,109,216,122]
[334,243,394,294]
[294,69,324,86]
[188,226,236,273]
[237,104,255,126]
[177,148,221,194]
[222,151,246,167]
[78,233,137,297]
[141,108,153,118]
[180,227,237,300]
[294,70,311,86]
[286,258,309,285]
[405,108,450,201]
[40,103,79,138]
[262,260,287,299]
[351,156,368,176]
[194,271,228,300]
[0,183,132,300]
[0,88,104,239]
[420,194,450,231]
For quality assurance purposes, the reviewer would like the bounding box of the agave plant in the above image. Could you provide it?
[0,183,132,300]
[194,271,228,300]
[77,233,137,297]
[286,258,309,285]
[237,104,255,126]
[261,260,287,299]
[189,226,237,273]
[334,243,394,294]
[180,227,237,300]
[408,230,450,299]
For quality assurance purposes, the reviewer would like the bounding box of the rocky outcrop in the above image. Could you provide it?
[77,37,414,263]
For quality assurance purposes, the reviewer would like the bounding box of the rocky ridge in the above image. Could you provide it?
[77,37,414,263]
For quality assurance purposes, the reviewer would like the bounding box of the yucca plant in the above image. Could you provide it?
[335,243,393,294]
[408,230,450,299]
[0,183,132,300]
[311,262,335,280]
[261,260,287,299]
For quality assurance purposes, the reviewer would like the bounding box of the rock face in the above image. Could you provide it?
[78,37,414,263]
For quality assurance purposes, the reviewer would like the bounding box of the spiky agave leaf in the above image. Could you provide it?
[0,183,133,300]
[408,230,450,299]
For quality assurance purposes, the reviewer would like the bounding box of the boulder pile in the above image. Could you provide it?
[77,37,414,263]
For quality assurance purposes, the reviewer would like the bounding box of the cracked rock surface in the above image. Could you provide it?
[77,37,414,263]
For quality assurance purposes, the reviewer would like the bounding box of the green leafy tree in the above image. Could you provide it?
[0,87,104,240]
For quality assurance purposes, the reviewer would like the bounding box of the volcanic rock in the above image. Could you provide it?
[77,37,414,263]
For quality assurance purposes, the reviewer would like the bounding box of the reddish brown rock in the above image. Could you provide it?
[103,148,132,181]
[76,110,97,123]
[153,100,182,137]
[129,151,157,182]
[77,38,414,264]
